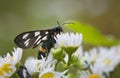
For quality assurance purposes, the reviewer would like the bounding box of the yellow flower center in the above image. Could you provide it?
[104,59,111,65]
[0,69,4,77]
[89,74,100,78]
[0,63,12,77]
[41,72,54,78]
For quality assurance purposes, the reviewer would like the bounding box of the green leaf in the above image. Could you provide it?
[63,20,119,46]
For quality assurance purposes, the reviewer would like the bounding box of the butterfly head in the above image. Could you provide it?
[53,26,63,35]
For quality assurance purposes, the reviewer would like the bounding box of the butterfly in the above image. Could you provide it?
[17,65,33,78]
[14,24,63,59]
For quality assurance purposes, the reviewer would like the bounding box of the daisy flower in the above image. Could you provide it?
[84,48,99,64]
[0,47,23,78]
[39,66,67,78]
[106,46,120,63]
[80,70,105,78]
[40,53,57,71]
[25,57,41,75]
[55,32,82,55]
[84,46,120,77]
[0,59,16,78]
[24,53,57,75]
[92,46,120,76]
[55,32,82,47]
[11,48,23,64]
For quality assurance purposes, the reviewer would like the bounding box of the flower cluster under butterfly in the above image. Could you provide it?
[14,25,63,59]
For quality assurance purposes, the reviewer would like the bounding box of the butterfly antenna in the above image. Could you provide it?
[57,21,74,27]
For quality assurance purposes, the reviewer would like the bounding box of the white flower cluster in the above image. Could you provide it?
[55,32,120,78]
[0,32,120,78]
[25,53,67,78]
[24,32,83,78]
[18,33,120,78]
[0,48,23,78]
[80,46,120,78]
[55,33,82,47]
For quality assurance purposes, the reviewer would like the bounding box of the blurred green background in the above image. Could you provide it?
[0,0,120,77]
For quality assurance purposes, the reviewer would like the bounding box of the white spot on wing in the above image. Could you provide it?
[42,36,47,41]
[45,31,48,34]
[35,36,41,43]
[23,69,27,78]
[25,42,29,47]
[37,40,41,45]
[22,33,29,39]
[35,32,40,36]
[24,39,30,46]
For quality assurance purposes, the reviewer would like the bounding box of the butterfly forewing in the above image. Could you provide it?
[14,30,49,49]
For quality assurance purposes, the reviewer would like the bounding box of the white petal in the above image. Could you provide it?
[55,32,82,47]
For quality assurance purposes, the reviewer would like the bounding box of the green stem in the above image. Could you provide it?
[59,56,66,64]
[55,60,59,71]
[62,59,66,64]
[68,53,72,66]
[16,72,20,78]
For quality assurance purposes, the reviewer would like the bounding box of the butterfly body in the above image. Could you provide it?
[38,35,56,59]
[14,26,62,59]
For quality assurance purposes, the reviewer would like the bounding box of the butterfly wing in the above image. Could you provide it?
[14,30,49,49]
[17,65,33,78]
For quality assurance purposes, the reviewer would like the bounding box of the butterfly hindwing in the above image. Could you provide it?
[17,65,33,78]
[14,30,49,49]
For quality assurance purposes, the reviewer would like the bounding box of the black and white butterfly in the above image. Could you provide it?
[14,25,63,59]
[17,65,33,78]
